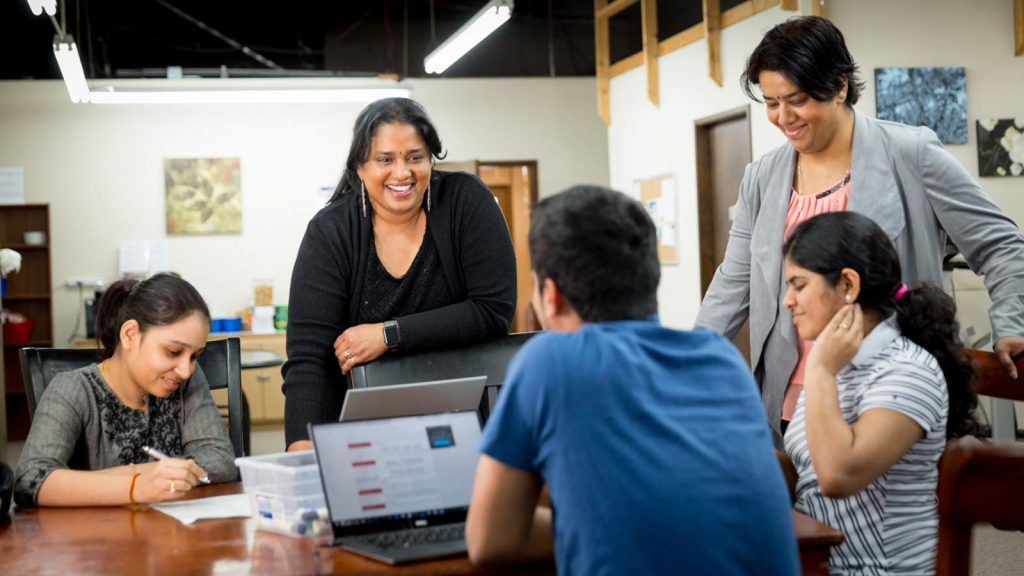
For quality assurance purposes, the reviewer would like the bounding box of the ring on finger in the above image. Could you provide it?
[170,480,176,493]
[840,323,851,329]
[343,350,351,360]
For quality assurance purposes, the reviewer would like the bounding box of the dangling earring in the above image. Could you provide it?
[360,178,368,218]
[426,182,432,212]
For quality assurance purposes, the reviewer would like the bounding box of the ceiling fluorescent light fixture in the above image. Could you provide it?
[424,0,513,74]
[53,40,90,103]
[87,87,411,105]
[26,0,57,16]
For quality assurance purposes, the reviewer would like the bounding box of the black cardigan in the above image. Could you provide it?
[282,170,517,444]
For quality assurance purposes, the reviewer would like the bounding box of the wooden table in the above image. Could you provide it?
[0,483,841,575]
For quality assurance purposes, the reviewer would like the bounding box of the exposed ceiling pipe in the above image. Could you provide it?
[152,0,283,70]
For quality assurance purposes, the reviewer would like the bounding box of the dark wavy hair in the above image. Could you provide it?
[329,97,447,202]
[529,185,659,322]
[783,212,979,439]
[94,273,211,360]
[742,16,865,108]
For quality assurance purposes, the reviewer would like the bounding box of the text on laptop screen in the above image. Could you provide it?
[314,411,481,527]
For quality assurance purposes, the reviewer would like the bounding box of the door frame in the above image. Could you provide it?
[694,105,751,298]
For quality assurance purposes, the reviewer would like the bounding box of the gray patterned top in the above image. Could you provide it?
[14,363,237,507]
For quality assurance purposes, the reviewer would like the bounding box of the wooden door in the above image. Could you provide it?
[696,108,752,362]
[438,161,538,333]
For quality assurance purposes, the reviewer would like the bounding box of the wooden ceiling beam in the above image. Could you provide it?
[703,0,723,86]
[641,0,660,105]
[1016,0,1023,56]
[780,0,798,10]
[597,0,640,20]
[811,0,827,17]
[595,0,611,124]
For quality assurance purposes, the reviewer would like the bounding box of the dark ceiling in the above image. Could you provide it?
[2,1,745,81]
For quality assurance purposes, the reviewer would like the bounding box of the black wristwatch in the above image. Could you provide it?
[383,319,401,351]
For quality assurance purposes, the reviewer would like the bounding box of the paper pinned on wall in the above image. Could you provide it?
[119,241,170,278]
[0,167,25,205]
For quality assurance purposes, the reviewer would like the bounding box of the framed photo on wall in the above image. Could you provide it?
[164,157,242,234]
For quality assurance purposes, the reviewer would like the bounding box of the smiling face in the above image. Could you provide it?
[759,70,848,155]
[122,312,209,398]
[783,258,848,340]
[356,121,432,220]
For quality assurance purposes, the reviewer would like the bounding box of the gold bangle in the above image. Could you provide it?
[128,463,140,505]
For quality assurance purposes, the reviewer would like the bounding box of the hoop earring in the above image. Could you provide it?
[426,182,432,212]
[360,180,367,218]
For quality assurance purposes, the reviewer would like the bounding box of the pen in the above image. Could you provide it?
[143,445,211,484]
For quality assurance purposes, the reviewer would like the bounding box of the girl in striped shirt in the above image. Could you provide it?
[780,211,979,575]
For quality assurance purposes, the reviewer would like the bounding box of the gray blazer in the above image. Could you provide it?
[696,111,1024,433]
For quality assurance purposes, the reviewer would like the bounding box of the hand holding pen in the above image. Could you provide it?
[143,446,211,484]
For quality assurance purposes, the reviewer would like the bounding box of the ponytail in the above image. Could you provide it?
[94,279,136,359]
[894,284,979,439]
[93,273,211,360]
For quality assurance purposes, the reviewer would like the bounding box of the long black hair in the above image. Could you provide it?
[330,97,447,202]
[783,212,979,439]
[94,273,211,360]
[742,15,865,108]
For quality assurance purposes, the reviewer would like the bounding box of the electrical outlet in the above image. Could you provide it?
[66,277,105,288]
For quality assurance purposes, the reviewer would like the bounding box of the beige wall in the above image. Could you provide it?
[0,77,608,345]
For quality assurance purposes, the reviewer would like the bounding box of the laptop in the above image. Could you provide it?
[309,411,482,564]
[339,376,488,422]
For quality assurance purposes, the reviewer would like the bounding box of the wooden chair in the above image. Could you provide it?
[19,338,246,458]
[934,350,1024,576]
[936,439,1024,576]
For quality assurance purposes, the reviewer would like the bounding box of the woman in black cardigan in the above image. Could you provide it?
[283,98,517,450]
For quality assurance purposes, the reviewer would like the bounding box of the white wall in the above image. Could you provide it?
[608,6,792,328]
[0,77,608,343]
[607,0,1024,328]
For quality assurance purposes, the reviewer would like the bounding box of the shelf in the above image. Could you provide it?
[1,294,52,301]
[0,243,49,250]
[3,339,53,348]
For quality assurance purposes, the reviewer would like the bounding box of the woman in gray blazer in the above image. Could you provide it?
[696,16,1024,435]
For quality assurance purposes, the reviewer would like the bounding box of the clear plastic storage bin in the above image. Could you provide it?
[235,451,329,537]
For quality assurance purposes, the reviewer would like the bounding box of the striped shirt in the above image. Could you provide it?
[784,316,947,575]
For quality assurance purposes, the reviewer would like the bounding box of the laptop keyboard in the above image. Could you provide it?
[350,523,465,550]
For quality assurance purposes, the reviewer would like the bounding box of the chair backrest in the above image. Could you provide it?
[347,332,538,419]
[936,439,1024,576]
[965,349,1024,402]
[18,338,245,458]
[20,347,101,418]
[198,338,245,458]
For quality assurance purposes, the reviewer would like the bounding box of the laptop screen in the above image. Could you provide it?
[311,411,482,536]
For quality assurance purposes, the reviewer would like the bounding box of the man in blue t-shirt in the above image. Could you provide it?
[465,186,799,576]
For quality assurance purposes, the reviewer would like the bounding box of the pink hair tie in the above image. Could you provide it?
[894,283,909,301]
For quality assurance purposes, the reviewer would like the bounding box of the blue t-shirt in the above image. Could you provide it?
[479,318,800,576]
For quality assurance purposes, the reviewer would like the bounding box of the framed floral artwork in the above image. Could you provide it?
[164,157,242,234]
[875,67,967,145]
[977,119,1024,177]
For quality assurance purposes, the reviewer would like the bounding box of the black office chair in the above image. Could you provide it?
[346,332,538,420]
[19,337,247,458]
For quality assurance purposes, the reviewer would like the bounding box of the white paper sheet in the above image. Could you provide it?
[150,493,252,525]
[0,167,25,204]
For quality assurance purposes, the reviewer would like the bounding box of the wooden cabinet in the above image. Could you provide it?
[2,204,53,441]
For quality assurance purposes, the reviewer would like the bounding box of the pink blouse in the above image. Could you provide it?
[781,171,851,421]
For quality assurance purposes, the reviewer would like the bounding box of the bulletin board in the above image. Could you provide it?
[637,174,678,265]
